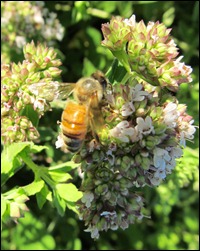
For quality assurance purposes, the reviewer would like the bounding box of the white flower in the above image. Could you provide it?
[153,147,171,168]
[163,102,179,128]
[88,139,100,152]
[129,127,140,142]
[106,149,115,165]
[150,176,162,186]
[154,166,166,179]
[85,225,99,239]
[33,98,47,112]
[169,146,183,158]
[130,84,149,102]
[165,146,183,173]
[121,101,135,116]
[3,102,11,111]
[81,192,94,208]
[110,120,135,142]
[174,56,193,83]
[165,158,176,174]
[123,14,136,27]
[33,8,44,25]
[55,134,65,149]
[179,120,196,140]
[15,36,26,48]
[100,211,116,217]
[136,116,154,136]
[56,25,65,41]
[42,27,53,39]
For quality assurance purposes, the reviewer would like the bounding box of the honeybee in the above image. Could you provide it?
[29,71,107,152]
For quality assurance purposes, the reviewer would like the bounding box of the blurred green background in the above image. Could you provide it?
[1,1,199,250]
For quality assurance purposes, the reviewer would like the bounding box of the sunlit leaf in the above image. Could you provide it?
[22,180,45,196]
[56,183,83,202]
[1,142,48,186]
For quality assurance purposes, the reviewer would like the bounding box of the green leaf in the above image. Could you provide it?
[30,144,48,153]
[22,180,45,196]
[106,59,129,85]
[53,191,66,216]
[48,171,72,183]
[20,104,39,128]
[1,195,7,229]
[86,27,102,47]
[12,211,56,250]
[38,126,55,141]
[83,58,96,76]
[1,142,48,186]
[1,142,31,185]
[56,183,82,202]
[48,161,80,171]
[162,7,175,26]
[47,160,79,183]
[66,201,80,215]
[1,195,7,218]
[36,184,50,209]
[20,235,56,250]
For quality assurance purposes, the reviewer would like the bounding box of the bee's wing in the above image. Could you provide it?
[90,107,104,133]
[28,82,76,101]
[88,94,104,136]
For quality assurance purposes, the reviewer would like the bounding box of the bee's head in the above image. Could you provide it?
[91,71,107,91]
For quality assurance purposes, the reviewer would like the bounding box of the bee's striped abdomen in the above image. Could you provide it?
[61,100,88,152]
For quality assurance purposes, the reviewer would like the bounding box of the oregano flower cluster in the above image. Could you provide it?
[73,15,196,239]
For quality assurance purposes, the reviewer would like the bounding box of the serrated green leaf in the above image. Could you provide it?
[56,183,82,202]
[22,180,45,196]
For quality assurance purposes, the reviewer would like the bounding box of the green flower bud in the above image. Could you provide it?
[95,184,108,195]
[141,157,150,170]
[20,68,29,77]
[51,60,62,67]
[25,72,41,84]
[135,153,142,165]
[42,68,59,78]
[154,123,167,135]
[121,156,132,171]
[146,135,161,149]
[149,106,163,120]
[19,117,29,129]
